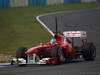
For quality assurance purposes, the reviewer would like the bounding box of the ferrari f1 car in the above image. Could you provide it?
[11,31,96,65]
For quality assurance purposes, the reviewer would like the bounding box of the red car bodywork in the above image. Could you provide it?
[25,34,75,63]
[26,43,54,55]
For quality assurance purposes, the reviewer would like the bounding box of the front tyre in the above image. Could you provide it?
[51,46,66,64]
[57,48,66,63]
[16,47,27,62]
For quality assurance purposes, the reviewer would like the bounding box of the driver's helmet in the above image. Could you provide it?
[50,38,56,45]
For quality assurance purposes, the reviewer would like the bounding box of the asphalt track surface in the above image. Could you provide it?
[0,8,100,75]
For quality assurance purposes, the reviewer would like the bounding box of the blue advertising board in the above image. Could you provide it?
[0,0,10,8]
[29,0,47,6]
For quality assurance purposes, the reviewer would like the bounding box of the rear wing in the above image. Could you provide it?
[63,31,87,38]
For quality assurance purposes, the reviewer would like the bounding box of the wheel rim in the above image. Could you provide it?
[59,52,66,63]
[92,48,96,57]
[91,45,96,58]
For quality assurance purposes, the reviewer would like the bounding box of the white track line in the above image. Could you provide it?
[36,11,66,36]
[36,14,54,36]
[0,63,10,68]
[36,8,99,37]
[36,11,81,36]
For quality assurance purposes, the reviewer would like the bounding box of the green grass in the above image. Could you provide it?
[0,3,100,55]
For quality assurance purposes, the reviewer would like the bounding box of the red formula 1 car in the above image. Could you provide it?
[11,31,96,65]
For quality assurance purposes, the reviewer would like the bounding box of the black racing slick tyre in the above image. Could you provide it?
[82,43,96,61]
[51,46,66,64]
[16,47,27,61]
[58,48,66,63]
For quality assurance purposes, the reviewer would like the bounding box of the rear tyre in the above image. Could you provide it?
[10,60,15,65]
[82,43,96,61]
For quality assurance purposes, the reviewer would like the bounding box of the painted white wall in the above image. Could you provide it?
[10,0,28,7]
[47,0,64,5]
[81,0,97,3]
